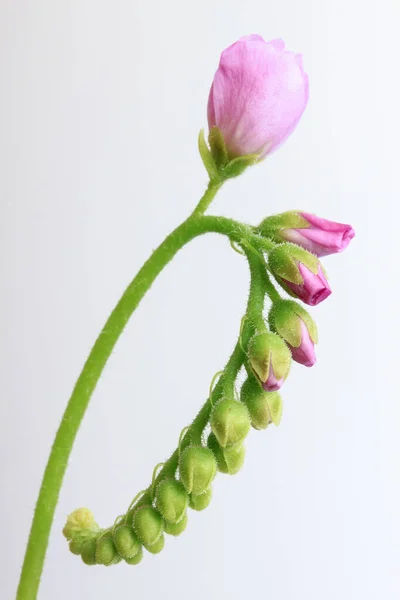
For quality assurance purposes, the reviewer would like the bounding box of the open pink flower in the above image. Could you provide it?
[208,35,309,159]
[280,212,355,257]
[284,263,332,306]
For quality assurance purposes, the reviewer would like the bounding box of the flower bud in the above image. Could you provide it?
[260,211,355,257]
[247,331,291,392]
[269,300,318,367]
[63,507,99,541]
[113,525,141,559]
[132,505,164,548]
[80,538,97,566]
[155,478,188,524]
[164,513,188,536]
[241,377,272,429]
[210,397,251,448]
[268,243,331,306]
[208,36,308,160]
[189,487,213,511]
[145,534,165,554]
[124,546,143,565]
[207,432,245,474]
[179,446,217,495]
[96,536,117,566]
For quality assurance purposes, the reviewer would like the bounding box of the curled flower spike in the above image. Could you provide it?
[16,33,354,599]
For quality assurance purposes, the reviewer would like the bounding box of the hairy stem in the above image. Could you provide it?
[16,209,253,600]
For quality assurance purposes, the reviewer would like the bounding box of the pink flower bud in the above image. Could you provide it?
[268,244,332,306]
[279,212,355,257]
[288,319,316,367]
[284,263,332,306]
[262,362,285,392]
[207,35,309,159]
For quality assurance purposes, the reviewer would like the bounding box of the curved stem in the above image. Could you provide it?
[191,180,223,217]
[16,212,252,600]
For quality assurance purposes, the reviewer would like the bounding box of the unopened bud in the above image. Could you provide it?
[132,505,164,548]
[80,538,97,566]
[113,525,141,559]
[155,478,188,524]
[179,446,217,495]
[164,513,188,536]
[189,487,212,511]
[207,432,245,474]
[269,300,318,367]
[210,397,250,448]
[96,535,117,566]
[247,331,291,392]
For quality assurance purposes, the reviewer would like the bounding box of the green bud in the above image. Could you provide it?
[133,505,164,547]
[268,299,318,347]
[113,525,141,559]
[125,546,143,565]
[63,507,99,541]
[81,538,97,566]
[179,446,217,495]
[96,536,117,566]
[145,534,165,554]
[207,432,245,474]
[155,478,188,524]
[210,397,251,448]
[268,243,318,285]
[189,487,212,511]
[164,513,188,536]
[247,331,291,389]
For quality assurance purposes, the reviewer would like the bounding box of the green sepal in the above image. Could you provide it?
[210,397,251,448]
[208,127,229,169]
[198,129,220,182]
[155,478,188,524]
[266,393,283,426]
[269,243,319,285]
[247,331,291,383]
[124,546,143,565]
[269,299,318,346]
[132,505,164,547]
[258,211,310,237]
[222,154,259,179]
[179,446,217,495]
[188,487,212,511]
[113,525,141,559]
[207,432,245,474]
[95,535,117,566]
[145,534,165,554]
[164,513,188,536]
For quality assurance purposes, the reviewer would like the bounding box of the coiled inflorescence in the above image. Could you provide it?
[63,205,354,568]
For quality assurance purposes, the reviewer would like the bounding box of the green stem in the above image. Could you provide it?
[191,180,223,217]
[16,211,252,600]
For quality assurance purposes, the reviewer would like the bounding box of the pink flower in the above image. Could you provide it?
[288,319,316,367]
[284,263,332,306]
[207,35,309,159]
[279,212,355,257]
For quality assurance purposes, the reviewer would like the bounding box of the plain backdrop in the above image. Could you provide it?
[1,1,399,599]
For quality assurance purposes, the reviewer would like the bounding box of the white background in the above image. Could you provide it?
[1,1,399,599]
